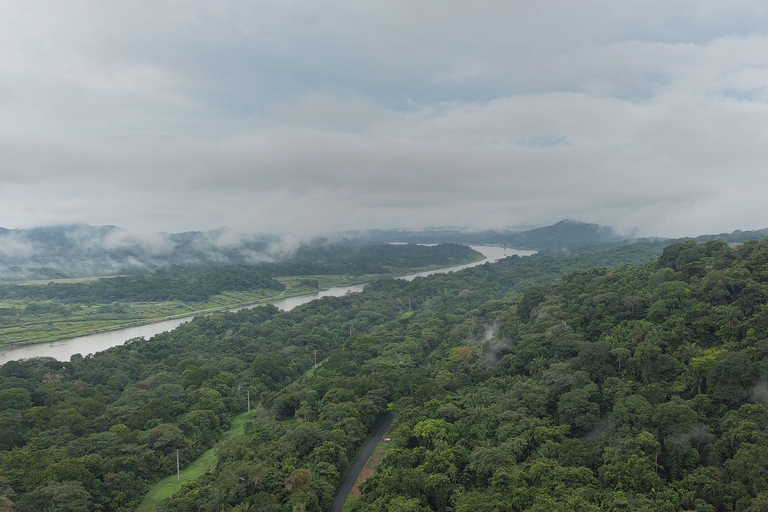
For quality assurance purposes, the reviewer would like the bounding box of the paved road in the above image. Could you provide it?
[327,412,394,512]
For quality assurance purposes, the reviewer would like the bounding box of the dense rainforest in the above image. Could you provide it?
[1,237,768,511]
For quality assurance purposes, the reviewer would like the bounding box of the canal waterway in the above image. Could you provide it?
[0,246,534,364]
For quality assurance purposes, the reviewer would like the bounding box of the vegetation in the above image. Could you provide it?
[348,238,768,512]
[2,237,768,511]
[0,243,482,347]
[135,411,256,512]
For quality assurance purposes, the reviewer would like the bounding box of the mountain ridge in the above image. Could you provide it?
[2,220,767,282]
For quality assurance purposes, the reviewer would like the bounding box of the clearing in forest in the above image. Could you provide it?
[136,411,255,512]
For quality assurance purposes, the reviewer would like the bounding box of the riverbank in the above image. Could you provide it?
[0,259,486,351]
[1,246,527,364]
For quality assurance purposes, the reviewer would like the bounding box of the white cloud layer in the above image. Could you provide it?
[2,1,768,237]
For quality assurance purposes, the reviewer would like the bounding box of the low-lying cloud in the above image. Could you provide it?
[0,225,284,281]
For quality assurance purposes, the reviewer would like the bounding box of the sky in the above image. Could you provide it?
[2,1,768,239]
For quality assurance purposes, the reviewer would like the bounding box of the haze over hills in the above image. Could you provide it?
[2,220,768,282]
[0,225,281,282]
[346,219,628,249]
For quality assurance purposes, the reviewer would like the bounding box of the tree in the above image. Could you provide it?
[708,351,755,407]
[725,444,768,496]
[0,388,33,411]
[387,496,431,512]
[16,481,98,512]
[557,387,600,435]
[412,419,456,450]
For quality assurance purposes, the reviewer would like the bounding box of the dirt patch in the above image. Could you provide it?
[349,445,387,498]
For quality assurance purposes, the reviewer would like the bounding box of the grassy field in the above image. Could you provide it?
[0,274,365,347]
[136,411,256,512]
[0,264,469,348]
[0,299,199,346]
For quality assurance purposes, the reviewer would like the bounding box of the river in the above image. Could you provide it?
[0,246,534,364]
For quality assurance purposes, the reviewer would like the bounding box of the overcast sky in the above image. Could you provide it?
[2,1,768,238]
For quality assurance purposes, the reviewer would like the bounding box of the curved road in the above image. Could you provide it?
[327,412,394,512]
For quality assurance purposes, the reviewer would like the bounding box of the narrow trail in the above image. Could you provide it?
[327,412,394,512]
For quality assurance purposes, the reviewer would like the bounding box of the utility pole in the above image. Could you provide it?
[314,350,317,368]
[177,450,180,480]
[247,390,251,413]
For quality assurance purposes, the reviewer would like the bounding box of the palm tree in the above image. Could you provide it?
[233,502,256,512]
[720,304,742,334]
[677,342,700,365]
[681,364,706,395]
[527,355,547,378]
[633,320,654,343]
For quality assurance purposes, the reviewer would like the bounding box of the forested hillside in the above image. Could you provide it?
[2,238,768,511]
[0,243,480,304]
[348,238,768,512]
[344,220,626,249]
[0,224,486,283]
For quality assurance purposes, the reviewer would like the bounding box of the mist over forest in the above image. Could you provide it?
[0,225,293,282]
[3,220,768,283]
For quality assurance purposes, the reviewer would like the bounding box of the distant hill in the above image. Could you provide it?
[2,221,767,282]
[688,228,768,244]
[344,219,626,249]
[0,224,281,281]
[503,219,627,249]
[346,221,768,252]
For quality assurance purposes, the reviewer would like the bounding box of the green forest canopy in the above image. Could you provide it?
[1,238,768,511]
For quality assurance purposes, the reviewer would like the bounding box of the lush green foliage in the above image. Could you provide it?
[3,238,768,511]
[350,238,768,512]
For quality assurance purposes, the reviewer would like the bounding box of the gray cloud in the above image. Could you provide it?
[2,1,768,238]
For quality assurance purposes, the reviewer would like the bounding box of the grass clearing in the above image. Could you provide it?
[136,410,255,512]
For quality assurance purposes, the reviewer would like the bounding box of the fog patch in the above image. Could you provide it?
[0,224,290,281]
[102,229,175,255]
[478,323,509,367]
[667,423,715,449]
[0,233,36,258]
[749,375,768,407]
[266,233,309,260]
[582,417,610,443]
